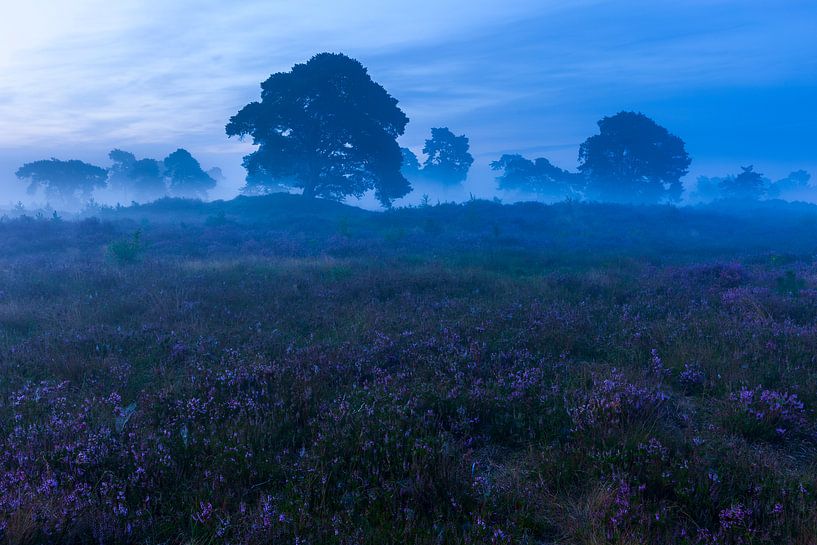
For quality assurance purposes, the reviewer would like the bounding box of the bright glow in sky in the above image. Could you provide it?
[0,0,815,203]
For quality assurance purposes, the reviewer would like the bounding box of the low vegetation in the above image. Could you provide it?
[1,197,817,544]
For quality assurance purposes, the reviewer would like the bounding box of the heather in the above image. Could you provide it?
[2,197,817,544]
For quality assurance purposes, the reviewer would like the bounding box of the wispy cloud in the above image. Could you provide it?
[0,0,815,199]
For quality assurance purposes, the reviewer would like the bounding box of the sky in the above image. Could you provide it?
[0,0,815,206]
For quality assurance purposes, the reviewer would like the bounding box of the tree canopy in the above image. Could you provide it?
[491,154,583,199]
[15,158,107,206]
[719,165,768,201]
[767,170,812,200]
[226,52,411,207]
[578,112,691,203]
[108,149,165,202]
[162,149,217,199]
[421,127,473,185]
[400,147,422,178]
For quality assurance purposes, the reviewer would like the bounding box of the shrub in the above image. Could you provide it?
[107,230,143,264]
[776,270,805,297]
[569,370,670,438]
[727,386,809,442]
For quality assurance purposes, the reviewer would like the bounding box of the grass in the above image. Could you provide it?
[1,196,817,543]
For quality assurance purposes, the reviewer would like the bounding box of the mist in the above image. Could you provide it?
[3,2,817,544]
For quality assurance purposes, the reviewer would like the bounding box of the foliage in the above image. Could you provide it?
[491,153,583,199]
[421,127,474,185]
[3,199,817,543]
[727,386,809,442]
[162,149,217,199]
[766,170,811,201]
[15,158,108,207]
[719,166,768,201]
[400,147,422,178]
[690,175,728,204]
[226,53,411,207]
[107,149,166,202]
[776,270,805,297]
[578,111,691,203]
[107,229,143,264]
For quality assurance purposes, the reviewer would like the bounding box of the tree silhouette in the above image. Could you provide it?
[491,154,583,199]
[226,53,411,207]
[421,127,473,185]
[162,149,216,199]
[108,149,166,202]
[719,166,768,201]
[689,175,727,204]
[400,147,422,178]
[15,158,107,206]
[578,112,690,203]
[767,170,811,200]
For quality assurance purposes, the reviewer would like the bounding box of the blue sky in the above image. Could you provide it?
[0,0,815,204]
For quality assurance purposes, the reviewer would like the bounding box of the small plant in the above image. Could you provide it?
[727,386,808,442]
[108,229,143,264]
[776,270,805,296]
[678,363,705,392]
[569,371,669,436]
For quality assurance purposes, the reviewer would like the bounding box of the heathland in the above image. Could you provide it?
[2,196,817,544]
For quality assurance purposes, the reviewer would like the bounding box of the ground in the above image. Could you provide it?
[1,196,816,544]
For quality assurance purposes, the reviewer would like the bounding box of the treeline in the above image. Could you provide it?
[15,148,220,209]
[690,167,813,204]
[225,53,812,207]
[14,52,813,210]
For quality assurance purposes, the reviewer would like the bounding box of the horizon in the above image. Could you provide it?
[1,0,816,207]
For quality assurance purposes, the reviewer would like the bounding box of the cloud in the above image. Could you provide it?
[0,0,815,200]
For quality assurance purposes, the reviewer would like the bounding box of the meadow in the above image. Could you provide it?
[2,196,817,544]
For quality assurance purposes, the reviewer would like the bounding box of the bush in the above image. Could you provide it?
[727,386,809,442]
[107,230,143,264]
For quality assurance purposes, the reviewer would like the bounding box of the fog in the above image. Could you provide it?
[2,0,816,212]
[5,3,817,543]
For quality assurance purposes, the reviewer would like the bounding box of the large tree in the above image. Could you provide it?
[226,53,411,207]
[400,147,422,179]
[162,149,217,199]
[15,158,107,206]
[578,112,691,203]
[491,154,583,199]
[421,127,473,185]
[108,149,166,202]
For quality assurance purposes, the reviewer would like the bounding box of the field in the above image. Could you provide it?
[2,196,817,544]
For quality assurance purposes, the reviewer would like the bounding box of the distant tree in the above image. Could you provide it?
[767,170,811,200]
[719,165,768,201]
[226,53,411,207]
[130,159,165,200]
[207,167,226,185]
[578,111,691,203]
[421,127,474,185]
[108,149,137,186]
[689,175,726,204]
[400,147,422,178]
[162,149,216,199]
[108,149,166,202]
[15,158,107,206]
[491,154,583,199]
